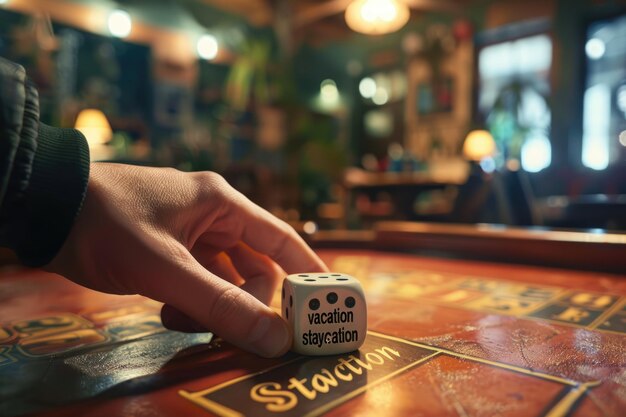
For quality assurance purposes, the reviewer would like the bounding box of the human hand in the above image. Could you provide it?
[47,162,328,357]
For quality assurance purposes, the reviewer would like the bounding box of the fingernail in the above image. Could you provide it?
[248,315,291,358]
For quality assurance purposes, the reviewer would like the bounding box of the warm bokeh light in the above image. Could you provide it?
[372,87,389,105]
[462,130,496,161]
[197,34,218,60]
[359,77,377,99]
[320,79,339,102]
[75,109,113,145]
[316,79,341,111]
[108,9,132,38]
[345,0,410,35]
[303,221,318,234]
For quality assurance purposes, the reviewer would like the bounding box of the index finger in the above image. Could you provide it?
[232,197,328,274]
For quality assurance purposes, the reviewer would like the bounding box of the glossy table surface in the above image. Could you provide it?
[0,249,625,417]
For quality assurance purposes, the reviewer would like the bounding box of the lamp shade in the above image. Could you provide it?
[463,130,496,161]
[75,109,113,145]
[345,0,410,35]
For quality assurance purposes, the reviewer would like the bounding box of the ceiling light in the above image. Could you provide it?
[345,0,410,35]
[197,34,219,60]
[108,9,132,38]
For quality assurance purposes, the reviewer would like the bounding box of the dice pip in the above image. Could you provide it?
[281,273,367,355]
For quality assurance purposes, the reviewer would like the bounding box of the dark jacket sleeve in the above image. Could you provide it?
[0,57,90,267]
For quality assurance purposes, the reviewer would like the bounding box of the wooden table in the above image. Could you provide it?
[1,225,625,417]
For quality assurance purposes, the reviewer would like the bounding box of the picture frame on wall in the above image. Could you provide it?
[416,77,454,115]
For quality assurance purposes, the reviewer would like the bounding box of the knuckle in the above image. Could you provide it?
[193,171,231,202]
[208,286,246,323]
[196,171,227,189]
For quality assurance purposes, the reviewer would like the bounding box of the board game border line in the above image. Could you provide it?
[310,261,626,336]
[588,297,626,330]
[377,275,625,336]
[369,331,601,417]
[178,331,600,417]
[403,295,626,335]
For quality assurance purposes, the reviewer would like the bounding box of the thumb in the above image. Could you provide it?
[142,244,291,358]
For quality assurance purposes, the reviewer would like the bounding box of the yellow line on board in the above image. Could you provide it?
[178,390,244,417]
[367,331,586,387]
[179,331,603,417]
[588,298,625,329]
[544,381,602,417]
[303,351,442,417]
[515,289,572,316]
[179,357,304,397]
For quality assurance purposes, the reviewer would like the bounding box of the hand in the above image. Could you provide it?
[47,162,328,357]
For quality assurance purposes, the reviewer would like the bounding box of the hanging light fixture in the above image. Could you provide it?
[463,130,496,162]
[345,0,410,35]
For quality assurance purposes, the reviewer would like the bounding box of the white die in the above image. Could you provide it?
[281,272,367,355]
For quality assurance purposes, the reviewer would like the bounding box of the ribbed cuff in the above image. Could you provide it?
[16,123,90,267]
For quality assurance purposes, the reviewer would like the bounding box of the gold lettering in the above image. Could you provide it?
[250,382,298,412]
[311,369,338,393]
[0,346,14,366]
[375,346,401,361]
[553,307,590,323]
[349,355,373,371]
[221,344,406,415]
[0,327,12,344]
[14,315,83,337]
[337,358,362,375]
[570,293,613,308]
[334,364,353,381]
[18,329,107,356]
[287,377,317,400]
[365,352,384,365]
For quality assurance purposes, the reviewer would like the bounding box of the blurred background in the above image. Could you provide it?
[1,0,625,232]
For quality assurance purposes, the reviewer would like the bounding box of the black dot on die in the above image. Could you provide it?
[336,278,348,281]
[298,274,309,277]
[319,276,328,279]
[285,307,289,319]
[345,297,356,308]
[305,279,316,282]
[290,295,293,307]
[327,292,338,304]
[309,298,320,310]
[331,274,341,276]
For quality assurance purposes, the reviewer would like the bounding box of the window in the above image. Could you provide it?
[582,14,626,170]
[477,32,553,172]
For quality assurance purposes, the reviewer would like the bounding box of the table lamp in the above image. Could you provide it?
[75,109,113,161]
[462,129,496,162]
